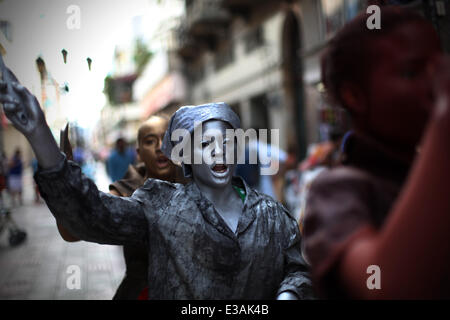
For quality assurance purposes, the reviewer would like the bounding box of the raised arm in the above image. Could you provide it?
[0,60,149,246]
[34,158,149,246]
[0,57,64,169]
[56,187,123,243]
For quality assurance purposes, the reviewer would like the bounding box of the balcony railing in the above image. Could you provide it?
[221,0,261,6]
[220,0,275,16]
[175,20,201,59]
[186,0,230,35]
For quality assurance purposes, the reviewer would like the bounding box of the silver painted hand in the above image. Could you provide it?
[276,291,299,300]
[0,55,63,169]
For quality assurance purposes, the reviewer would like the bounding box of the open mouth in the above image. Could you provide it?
[156,156,169,169]
[212,164,228,173]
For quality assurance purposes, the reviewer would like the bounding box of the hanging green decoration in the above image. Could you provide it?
[62,49,67,64]
[87,57,92,71]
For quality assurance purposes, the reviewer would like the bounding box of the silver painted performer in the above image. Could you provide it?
[0,58,313,299]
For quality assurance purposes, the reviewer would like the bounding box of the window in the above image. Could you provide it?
[0,21,12,41]
[190,64,205,84]
[244,26,265,53]
[320,0,368,39]
[214,41,234,71]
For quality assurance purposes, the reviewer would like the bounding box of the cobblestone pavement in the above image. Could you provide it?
[0,163,126,300]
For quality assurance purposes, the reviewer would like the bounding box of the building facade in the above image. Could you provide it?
[174,0,449,160]
[96,5,187,149]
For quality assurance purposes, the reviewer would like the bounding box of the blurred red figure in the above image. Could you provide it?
[303,6,450,299]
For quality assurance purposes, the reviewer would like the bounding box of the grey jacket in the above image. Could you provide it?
[35,157,313,300]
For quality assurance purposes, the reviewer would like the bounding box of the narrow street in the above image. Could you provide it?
[0,163,126,300]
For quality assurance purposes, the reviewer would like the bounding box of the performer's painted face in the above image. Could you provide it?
[190,120,236,189]
[137,116,176,180]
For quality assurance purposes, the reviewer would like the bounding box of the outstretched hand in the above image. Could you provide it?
[276,291,299,300]
[0,55,63,169]
[0,56,46,136]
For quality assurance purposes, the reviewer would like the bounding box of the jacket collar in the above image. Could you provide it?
[184,176,258,239]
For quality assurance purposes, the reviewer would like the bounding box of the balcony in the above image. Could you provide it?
[175,1,231,58]
[221,0,261,6]
[220,0,276,17]
[175,20,202,60]
[186,0,230,38]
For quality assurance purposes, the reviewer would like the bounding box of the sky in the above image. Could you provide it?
[0,0,183,130]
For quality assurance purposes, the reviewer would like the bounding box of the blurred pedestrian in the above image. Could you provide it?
[283,141,334,232]
[236,129,287,202]
[106,137,135,182]
[8,148,23,206]
[303,7,450,298]
[0,151,8,207]
[73,145,85,166]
